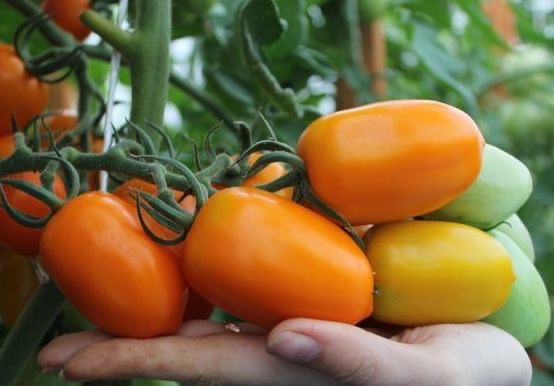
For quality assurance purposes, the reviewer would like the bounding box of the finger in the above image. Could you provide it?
[266,318,445,386]
[60,333,337,385]
[38,330,111,372]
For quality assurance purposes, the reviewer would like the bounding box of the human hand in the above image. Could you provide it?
[38,319,531,386]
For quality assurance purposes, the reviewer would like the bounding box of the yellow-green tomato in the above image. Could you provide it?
[493,214,535,262]
[483,231,550,348]
[365,220,515,326]
[424,144,532,229]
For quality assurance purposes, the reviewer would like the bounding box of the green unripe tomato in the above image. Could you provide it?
[424,144,533,229]
[483,230,551,348]
[359,0,386,24]
[493,214,535,262]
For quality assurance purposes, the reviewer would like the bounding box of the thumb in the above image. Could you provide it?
[265,318,445,386]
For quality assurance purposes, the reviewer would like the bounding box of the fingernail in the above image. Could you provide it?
[58,370,65,380]
[266,331,320,364]
[58,369,89,383]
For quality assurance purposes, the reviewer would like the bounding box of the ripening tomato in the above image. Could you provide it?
[39,111,78,147]
[297,100,485,225]
[214,152,293,199]
[242,152,293,198]
[0,135,14,157]
[0,247,38,326]
[182,187,373,328]
[0,44,49,136]
[39,192,187,338]
[42,0,91,41]
[0,171,66,256]
[365,220,515,326]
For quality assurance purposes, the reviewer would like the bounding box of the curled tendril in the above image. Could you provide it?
[14,12,85,82]
[0,179,62,228]
[36,154,80,199]
[254,170,303,193]
[145,121,175,159]
[132,154,208,212]
[132,192,187,246]
[299,181,365,251]
[237,140,296,165]
[126,120,157,155]
[245,151,305,179]
[203,121,223,161]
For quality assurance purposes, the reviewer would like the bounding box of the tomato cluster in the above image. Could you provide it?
[0,95,548,348]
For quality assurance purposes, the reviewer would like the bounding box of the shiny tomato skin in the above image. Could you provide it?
[182,187,373,329]
[365,220,515,326]
[0,172,66,256]
[0,247,38,326]
[297,100,485,225]
[0,44,48,135]
[39,192,187,338]
[42,0,91,41]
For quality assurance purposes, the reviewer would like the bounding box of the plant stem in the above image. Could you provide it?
[128,0,171,130]
[0,282,65,386]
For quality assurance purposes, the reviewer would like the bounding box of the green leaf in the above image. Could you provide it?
[455,0,509,49]
[238,0,302,117]
[265,0,307,58]
[410,22,478,114]
[531,368,554,386]
[241,0,285,45]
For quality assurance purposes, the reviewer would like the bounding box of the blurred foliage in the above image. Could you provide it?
[2,0,554,384]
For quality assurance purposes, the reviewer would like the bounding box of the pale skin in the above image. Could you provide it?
[38,319,531,386]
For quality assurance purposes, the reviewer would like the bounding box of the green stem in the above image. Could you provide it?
[128,0,171,130]
[80,10,133,56]
[0,282,65,386]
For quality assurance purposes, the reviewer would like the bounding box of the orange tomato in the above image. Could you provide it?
[39,111,78,147]
[39,192,187,338]
[0,135,14,157]
[297,100,485,225]
[0,44,48,135]
[0,247,39,326]
[182,187,373,328]
[242,152,293,198]
[42,0,91,41]
[215,152,293,198]
[0,171,66,256]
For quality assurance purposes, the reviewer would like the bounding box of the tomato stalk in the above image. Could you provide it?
[0,282,65,386]
[80,0,171,139]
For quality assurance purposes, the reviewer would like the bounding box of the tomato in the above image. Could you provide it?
[0,172,66,256]
[424,144,533,229]
[0,247,38,326]
[0,135,14,157]
[0,44,49,136]
[494,214,535,262]
[39,192,187,338]
[42,0,91,41]
[215,152,293,199]
[39,110,78,147]
[241,152,293,199]
[182,187,373,329]
[297,100,484,225]
[365,220,514,326]
[483,231,550,348]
